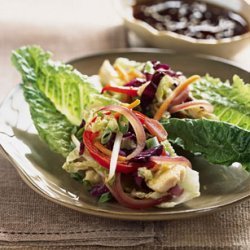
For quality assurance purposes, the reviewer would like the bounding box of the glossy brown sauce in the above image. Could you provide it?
[133,0,249,39]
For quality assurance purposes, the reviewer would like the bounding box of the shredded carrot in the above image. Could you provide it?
[128,70,144,79]
[114,65,129,82]
[115,65,144,83]
[114,99,141,119]
[94,141,126,162]
[126,99,141,109]
[154,75,200,120]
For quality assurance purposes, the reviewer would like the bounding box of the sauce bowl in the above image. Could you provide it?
[116,0,250,58]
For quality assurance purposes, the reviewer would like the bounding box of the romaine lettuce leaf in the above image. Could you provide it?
[12,45,120,157]
[22,82,75,157]
[12,46,117,126]
[162,118,250,171]
[191,75,250,130]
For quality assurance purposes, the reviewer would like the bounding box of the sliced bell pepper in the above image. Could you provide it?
[83,130,137,174]
[101,85,139,97]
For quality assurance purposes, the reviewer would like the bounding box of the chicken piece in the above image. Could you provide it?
[84,169,102,185]
[99,60,120,85]
[147,165,186,193]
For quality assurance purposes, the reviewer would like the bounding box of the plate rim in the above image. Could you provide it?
[1,140,249,221]
[0,49,249,221]
[68,48,250,73]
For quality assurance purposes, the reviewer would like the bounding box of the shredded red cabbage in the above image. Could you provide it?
[129,145,163,163]
[168,185,184,197]
[132,172,144,188]
[152,61,182,77]
[124,78,146,87]
[105,132,136,154]
[140,61,183,112]
[123,131,136,140]
[141,71,165,112]
[144,72,153,81]
[105,133,116,150]
[90,184,109,197]
[119,149,127,156]
[153,61,170,71]
[79,119,86,128]
[79,141,85,155]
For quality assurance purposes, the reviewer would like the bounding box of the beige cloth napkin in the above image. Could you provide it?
[0,0,250,248]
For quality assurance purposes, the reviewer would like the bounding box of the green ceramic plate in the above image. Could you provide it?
[0,49,249,220]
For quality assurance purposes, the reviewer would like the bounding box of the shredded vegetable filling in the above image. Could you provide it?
[63,104,200,209]
[12,46,250,210]
[98,58,216,121]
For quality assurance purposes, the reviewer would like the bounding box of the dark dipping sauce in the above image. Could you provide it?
[133,0,249,39]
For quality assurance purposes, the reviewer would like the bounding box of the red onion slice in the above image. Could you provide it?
[150,156,192,168]
[169,100,214,114]
[144,117,168,142]
[107,173,172,209]
[101,105,146,160]
[168,185,184,197]
[170,88,189,106]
